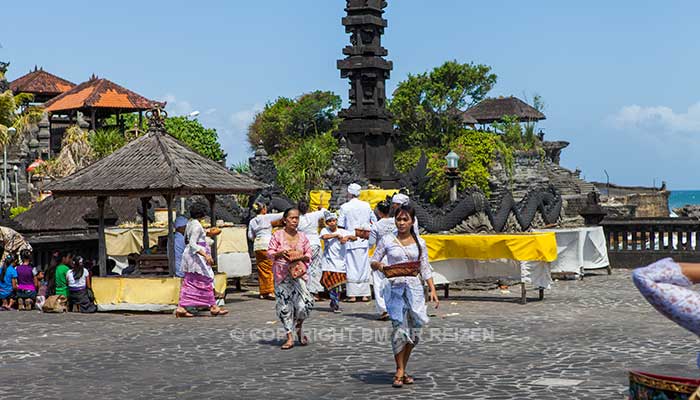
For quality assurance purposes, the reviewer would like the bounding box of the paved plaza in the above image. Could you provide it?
[1,269,697,399]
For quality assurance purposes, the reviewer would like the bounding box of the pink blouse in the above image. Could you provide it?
[267,230,312,284]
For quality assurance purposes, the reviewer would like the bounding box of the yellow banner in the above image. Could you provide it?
[309,189,400,211]
[423,233,558,262]
[105,226,248,256]
[93,274,227,305]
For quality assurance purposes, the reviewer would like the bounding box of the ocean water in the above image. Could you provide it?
[669,190,700,210]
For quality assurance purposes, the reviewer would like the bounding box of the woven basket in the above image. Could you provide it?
[383,261,421,278]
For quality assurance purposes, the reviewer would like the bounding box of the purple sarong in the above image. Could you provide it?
[179,272,215,307]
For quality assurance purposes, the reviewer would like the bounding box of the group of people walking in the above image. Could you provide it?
[247,184,439,387]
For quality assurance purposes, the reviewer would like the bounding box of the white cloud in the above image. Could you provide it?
[610,102,700,133]
[162,93,194,117]
[230,104,263,132]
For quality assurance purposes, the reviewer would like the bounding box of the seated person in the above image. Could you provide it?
[15,249,38,311]
[66,256,97,313]
[0,254,17,310]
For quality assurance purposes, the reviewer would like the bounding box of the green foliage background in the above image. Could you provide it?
[273,132,338,201]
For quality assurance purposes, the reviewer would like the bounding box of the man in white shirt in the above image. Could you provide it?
[338,183,377,301]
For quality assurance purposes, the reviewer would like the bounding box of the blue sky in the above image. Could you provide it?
[2,1,700,188]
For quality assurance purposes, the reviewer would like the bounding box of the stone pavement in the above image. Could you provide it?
[0,270,698,399]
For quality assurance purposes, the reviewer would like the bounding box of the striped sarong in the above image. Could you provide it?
[321,271,347,290]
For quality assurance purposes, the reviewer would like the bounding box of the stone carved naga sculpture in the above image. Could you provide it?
[398,151,563,233]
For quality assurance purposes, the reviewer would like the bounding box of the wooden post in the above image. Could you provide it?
[141,197,150,254]
[138,111,143,130]
[90,108,96,131]
[97,196,107,276]
[207,194,218,267]
[166,194,175,277]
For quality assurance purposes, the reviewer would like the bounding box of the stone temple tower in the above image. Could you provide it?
[337,0,399,188]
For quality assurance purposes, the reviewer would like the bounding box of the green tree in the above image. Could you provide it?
[273,132,338,201]
[164,116,226,162]
[389,60,497,148]
[247,90,341,155]
[90,128,127,159]
[100,113,226,161]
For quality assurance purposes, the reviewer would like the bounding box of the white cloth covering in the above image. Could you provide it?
[346,248,371,296]
[534,226,610,276]
[247,213,283,251]
[298,210,327,247]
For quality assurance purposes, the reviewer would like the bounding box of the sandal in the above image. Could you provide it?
[296,330,309,346]
[378,312,389,321]
[17,298,25,311]
[403,375,414,385]
[210,307,229,316]
[281,341,294,350]
[175,307,194,318]
[361,296,370,302]
[345,297,357,303]
[392,374,404,388]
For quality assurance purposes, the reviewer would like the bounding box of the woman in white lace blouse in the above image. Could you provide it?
[370,204,439,388]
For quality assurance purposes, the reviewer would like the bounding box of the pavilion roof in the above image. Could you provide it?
[45,110,263,197]
[43,75,163,113]
[9,67,75,97]
[462,96,546,124]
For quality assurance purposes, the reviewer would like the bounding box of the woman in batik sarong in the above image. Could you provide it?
[175,202,228,318]
[297,200,328,301]
[267,208,314,349]
[320,213,356,313]
[370,204,439,388]
[247,202,283,300]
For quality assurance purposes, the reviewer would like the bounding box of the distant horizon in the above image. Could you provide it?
[3,1,700,188]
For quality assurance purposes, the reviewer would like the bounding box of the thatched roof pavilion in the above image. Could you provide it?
[462,96,546,124]
[45,108,263,276]
[43,74,164,130]
[10,66,75,103]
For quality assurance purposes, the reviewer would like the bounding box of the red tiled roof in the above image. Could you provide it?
[9,67,75,97]
[43,76,164,113]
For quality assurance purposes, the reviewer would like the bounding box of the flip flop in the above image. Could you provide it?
[281,341,294,350]
[403,375,414,385]
[392,375,404,388]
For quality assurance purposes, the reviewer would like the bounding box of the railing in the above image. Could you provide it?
[600,218,700,268]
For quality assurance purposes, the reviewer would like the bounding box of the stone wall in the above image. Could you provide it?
[488,149,594,216]
[604,192,670,217]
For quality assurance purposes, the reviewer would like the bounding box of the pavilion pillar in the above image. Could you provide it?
[97,196,107,276]
[138,111,143,130]
[141,197,150,254]
[207,194,218,267]
[90,108,96,131]
[165,194,175,276]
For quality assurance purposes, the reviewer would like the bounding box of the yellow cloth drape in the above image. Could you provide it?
[422,233,558,262]
[93,274,227,305]
[105,226,248,256]
[309,189,400,210]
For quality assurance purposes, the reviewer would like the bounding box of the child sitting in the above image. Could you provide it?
[0,254,17,310]
[15,249,38,311]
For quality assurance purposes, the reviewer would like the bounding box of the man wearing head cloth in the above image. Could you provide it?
[173,216,188,278]
[338,183,377,301]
